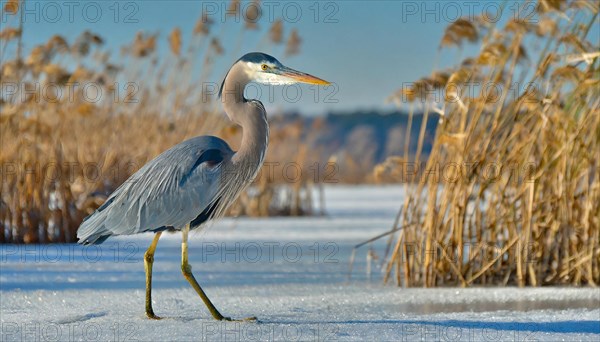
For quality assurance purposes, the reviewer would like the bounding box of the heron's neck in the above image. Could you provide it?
[221,67,269,177]
[232,106,268,173]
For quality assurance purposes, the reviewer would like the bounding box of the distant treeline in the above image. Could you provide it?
[269,110,439,183]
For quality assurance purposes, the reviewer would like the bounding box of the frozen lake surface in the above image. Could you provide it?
[1,185,599,341]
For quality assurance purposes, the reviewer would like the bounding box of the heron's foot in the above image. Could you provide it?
[146,312,162,320]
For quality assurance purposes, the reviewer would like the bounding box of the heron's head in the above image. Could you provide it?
[219,52,330,98]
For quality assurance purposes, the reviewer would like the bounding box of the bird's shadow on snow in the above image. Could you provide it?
[267,319,600,335]
[54,312,108,324]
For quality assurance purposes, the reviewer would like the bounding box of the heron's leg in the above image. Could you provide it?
[180,223,231,320]
[145,232,162,319]
[181,225,257,321]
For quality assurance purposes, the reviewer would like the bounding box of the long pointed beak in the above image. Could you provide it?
[279,66,330,85]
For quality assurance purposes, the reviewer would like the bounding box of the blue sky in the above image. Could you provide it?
[4,1,597,115]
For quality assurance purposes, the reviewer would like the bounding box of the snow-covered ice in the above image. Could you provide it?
[1,185,599,341]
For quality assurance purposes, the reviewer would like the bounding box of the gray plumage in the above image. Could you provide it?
[75,52,330,321]
[77,52,328,245]
[77,137,233,244]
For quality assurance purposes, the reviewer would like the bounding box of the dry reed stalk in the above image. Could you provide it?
[379,1,599,287]
[1,2,313,243]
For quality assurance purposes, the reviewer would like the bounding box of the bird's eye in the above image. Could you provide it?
[261,64,268,71]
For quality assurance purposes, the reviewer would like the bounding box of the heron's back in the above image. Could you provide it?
[77,136,234,244]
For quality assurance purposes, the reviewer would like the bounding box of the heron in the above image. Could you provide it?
[76,52,330,321]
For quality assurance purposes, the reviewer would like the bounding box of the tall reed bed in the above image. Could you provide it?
[380,0,599,286]
[0,0,313,243]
